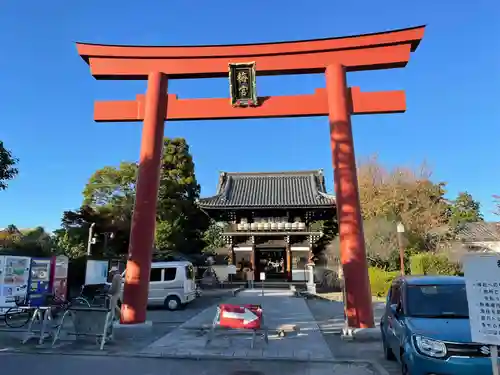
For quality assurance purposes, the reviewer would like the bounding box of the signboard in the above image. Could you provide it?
[85,260,109,285]
[260,272,266,281]
[228,62,258,107]
[52,256,69,302]
[27,258,53,307]
[463,253,500,346]
[218,303,262,330]
[227,265,237,275]
[463,253,500,375]
[0,256,30,314]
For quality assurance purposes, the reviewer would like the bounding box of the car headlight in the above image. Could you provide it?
[413,335,447,358]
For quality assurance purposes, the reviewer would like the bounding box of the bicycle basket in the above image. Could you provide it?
[81,283,108,298]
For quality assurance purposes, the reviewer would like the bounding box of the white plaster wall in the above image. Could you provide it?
[467,241,500,253]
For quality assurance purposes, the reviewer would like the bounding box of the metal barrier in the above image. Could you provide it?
[205,304,269,349]
[1,305,54,345]
[23,307,53,344]
[52,305,115,350]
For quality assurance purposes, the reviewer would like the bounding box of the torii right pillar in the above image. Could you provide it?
[326,63,374,328]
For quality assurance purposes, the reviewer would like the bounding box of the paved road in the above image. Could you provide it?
[146,289,229,325]
[0,353,383,375]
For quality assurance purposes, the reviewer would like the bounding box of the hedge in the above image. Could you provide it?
[410,253,461,276]
[368,267,399,297]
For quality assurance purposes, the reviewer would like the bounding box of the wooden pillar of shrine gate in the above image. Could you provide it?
[325,64,374,328]
[120,72,168,325]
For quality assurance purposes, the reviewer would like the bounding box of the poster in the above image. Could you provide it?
[0,256,30,314]
[463,253,500,345]
[52,256,69,301]
[27,258,52,306]
[85,260,109,285]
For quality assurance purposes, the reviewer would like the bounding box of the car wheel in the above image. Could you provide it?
[164,296,181,311]
[401,354,411,375]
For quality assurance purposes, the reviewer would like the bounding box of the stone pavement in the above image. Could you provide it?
[1,352,385,375]
[0,288,239,355]
[142,289,333,360]
[0,288,393,375]
[305,298,400,375]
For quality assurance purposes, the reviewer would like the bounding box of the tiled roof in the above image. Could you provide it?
[458,222,500,242]
[199,170,336,209]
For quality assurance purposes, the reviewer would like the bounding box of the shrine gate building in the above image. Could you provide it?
[198,170,336,283]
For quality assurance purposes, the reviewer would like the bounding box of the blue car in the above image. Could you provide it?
[380,275,495,375]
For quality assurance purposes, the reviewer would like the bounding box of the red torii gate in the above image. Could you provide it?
[77,25,425,329]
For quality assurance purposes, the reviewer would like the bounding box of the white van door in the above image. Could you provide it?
[148,267,165,304]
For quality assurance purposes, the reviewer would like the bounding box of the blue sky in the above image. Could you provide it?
[0,0,499,231]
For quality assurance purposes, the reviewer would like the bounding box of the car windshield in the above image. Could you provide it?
[406,284,469,318]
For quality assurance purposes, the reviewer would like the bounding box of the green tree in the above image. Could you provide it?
[52,229,87,259]
[0,225,57,257]
[357,155,449,246]
[202,221,226,253]
[13,227,56,256]
[0,224,21,248]
[82,162,137,251]
[155,138,208,253]
[448,192,483,230]
[62,137,207,257]
[0,141,18,190]
[83,161,137,224]
[57,205,129,258]
[311,218,338,258]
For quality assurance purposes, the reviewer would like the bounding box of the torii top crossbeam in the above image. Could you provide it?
[77,25,425,79]
[75,26,425,123]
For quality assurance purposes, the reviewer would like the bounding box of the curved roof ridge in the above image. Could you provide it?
[222,170,325,177]
[221,176,232,202]
[317,191,336,201]
[199,169,336,208]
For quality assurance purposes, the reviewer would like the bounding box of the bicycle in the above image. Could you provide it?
[3,291,93,329]
[3,296,40,329]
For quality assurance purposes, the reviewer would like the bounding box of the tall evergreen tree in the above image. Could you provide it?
[155,138,209,254]
[448,191,483,230]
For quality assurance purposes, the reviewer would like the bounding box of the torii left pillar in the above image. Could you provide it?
[120,72,168,324]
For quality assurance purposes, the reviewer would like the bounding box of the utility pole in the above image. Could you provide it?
[396,222,405,275]
[103,232,115,256]
[87,222,96,256]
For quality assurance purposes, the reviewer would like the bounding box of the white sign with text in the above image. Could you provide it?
[463,253,500,346]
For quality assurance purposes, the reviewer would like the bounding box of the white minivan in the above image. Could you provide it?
[119,261,197,310]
